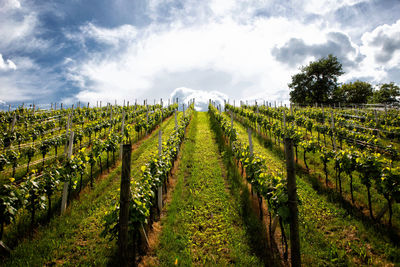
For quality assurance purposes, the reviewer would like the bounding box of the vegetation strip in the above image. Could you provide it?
[155,112,261,266]
[222,109,400,265]
[2,114,180,266]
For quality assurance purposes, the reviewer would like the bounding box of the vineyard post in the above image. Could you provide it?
[120,110,125,160]
[248,128,253,156]
[8,104,10,112]
[233,100,235,107]
[283,110,286,128]
[11,113,16,132]
[61,131,74,214]
[119,144,132,267]
[64,114,71,155]
[330,111,336,150]
[183,103,185,118]
[157,130,163,213]
[160,98,163,122]
[109,107,113,134]
[284,137,301,267]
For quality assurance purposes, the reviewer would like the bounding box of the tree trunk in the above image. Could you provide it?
[303,151,308,170]
[47,195,52,221]
[387,196,392,227]
[295,146,298,163]
[12,164,16,178]
[367,186,374,220]
[107,152,109,171]
[27,159,31,173]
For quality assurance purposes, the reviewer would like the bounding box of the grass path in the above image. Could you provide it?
[3,114,182,266]
[226,112,400,266]
[154,112,262,266]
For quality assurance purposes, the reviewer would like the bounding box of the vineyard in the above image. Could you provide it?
[1,100,400,266]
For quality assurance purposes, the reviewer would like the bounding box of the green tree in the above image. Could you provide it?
[334,80,373,104]
[370,82,400,104]
[289,54,344,105]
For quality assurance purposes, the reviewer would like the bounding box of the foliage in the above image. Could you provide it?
[289,54,344,105]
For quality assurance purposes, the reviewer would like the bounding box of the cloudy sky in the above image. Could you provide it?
[1,0,400,109]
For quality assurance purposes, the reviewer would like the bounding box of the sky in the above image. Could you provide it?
[1,0,400,110]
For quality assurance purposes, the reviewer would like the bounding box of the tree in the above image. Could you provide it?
[370,82,400,104]
[334,80,373,104]
[289,54,344,105]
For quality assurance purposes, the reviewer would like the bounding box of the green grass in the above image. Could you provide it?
[224,111,400,266]
[156,112,261,266]
[2,114,182,266]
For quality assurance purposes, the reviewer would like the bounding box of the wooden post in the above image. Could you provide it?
[119,144,132,267]
[64,114,71,155]
[120,110,125,160]
[285,137,301,267]
[331,111,336,150]
[183,103,185,118]
[157,130,162,212]
[61,131,74,214]
[283,110,286,128]
[11,113,16,132]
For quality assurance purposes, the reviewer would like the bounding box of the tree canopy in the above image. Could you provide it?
[334,80,373,104]
[289,54,344,105]
[370,82,400,104]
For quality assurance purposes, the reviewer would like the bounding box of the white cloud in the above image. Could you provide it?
[0,54,17,70]
[361,19,400,68]
[302,0,365,15]
[170,87,227,111]
[340,19,400,83]
[0,0,21,11]
[67,22,138,47]
[67,16,329,104]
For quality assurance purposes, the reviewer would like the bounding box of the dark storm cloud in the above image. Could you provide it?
[271,31,364,69]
